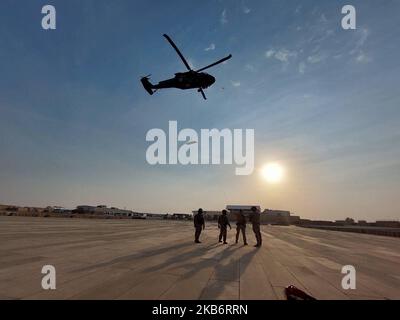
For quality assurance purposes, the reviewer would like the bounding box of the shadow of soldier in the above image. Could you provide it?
[198,247,259,299]
[71,240,196,273]
[145,243,260,299]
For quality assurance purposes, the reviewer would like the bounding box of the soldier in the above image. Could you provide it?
[218,210,231,244]
[235,210,248,245]
[250,206,262,247]
[194,208,205,243]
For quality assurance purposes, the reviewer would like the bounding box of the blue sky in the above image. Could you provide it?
[1,0,399,221]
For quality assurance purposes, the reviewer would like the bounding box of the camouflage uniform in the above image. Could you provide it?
[235,213,247,245]
[250,211,262,246]
[194,213,205,242]
[218,214,231,243]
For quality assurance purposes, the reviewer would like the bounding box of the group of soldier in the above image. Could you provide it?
[193,207,263,248]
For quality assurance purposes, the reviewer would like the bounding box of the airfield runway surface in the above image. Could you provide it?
[0,216,399,300]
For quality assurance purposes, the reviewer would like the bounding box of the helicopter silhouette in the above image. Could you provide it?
[141,34,232,100]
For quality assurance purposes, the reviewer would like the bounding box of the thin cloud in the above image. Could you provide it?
[221,9,228,25]
[326,29,335,37]
[231,81,241,87]
[204,43,216,51]
[299,62,306,74]
[275,50,297,62]
[320,13,328,23]
[245,64,256,72]
[357,28,370,47]
[349,27,371,63]
[350,27,370,55]
[243,6,251,14]
[356,51,371,63]
[307,54,325,64]
[265,49,275,58]
[187,58,196,69]
[267,49,297,63]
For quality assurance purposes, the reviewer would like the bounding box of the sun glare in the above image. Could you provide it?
[261,163,285,184]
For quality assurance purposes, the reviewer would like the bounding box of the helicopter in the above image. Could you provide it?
[141,34,232,100]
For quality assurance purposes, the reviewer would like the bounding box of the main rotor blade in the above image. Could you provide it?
[195,54,232,72]
[199,88,207,100]
[163,34,192,71]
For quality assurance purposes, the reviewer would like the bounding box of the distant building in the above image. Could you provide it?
[289,215,301,225]
[191,205,301,225]
[226,205,261,212]
[300,220,334,226]
[52,206,70,214]
[262,209,300,225]
[226,205,261,221]
[74,205,139,218]
[104,207,137,217]
[205,211,223,221]
[191,210,221,221]
[172,213,192,220]
[76,205,97,214]
[146,213,166,219]
[358,220,369,226]
[5,206,19,212]
[226,205,298,225]
[375,221,400,228]
[334,218,356,226]
[263,209,290,217]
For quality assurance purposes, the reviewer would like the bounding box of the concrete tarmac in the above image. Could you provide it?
[0,217,399,300]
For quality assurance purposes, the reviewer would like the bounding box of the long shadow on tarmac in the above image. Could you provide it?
[71,240,196,273]
[144,242,259,299]
[70,236,260,299]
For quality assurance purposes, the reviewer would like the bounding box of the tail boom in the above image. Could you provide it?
[141,77,155,95]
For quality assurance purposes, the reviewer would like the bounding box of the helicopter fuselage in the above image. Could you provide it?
[140,34,231,99]
[154,71,215,90]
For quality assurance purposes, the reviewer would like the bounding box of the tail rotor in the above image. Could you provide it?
[140,75,155,95]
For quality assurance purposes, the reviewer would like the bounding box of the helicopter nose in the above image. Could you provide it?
[209,75,216,85]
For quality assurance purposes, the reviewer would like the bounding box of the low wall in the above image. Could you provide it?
[299,225,400,238]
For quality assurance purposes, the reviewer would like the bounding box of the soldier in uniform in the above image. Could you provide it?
[194,208,205,243]
[235,210,248,245]
[218,210,231,244]
[249,206,262,247]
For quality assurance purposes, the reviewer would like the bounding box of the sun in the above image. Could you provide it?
[261,163,285,184]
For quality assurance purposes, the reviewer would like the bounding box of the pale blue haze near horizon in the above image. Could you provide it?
[0,0,399,221]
